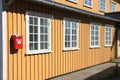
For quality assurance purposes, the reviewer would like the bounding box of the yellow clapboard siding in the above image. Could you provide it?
[53,0,120,15]
[6,1,117,80]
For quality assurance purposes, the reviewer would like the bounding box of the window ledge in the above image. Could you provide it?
[84,4,92,8]
[68,0,78,4]
[105,45,112,47]
[99,9,106,13]
[63,48,80,51]
[90,46,100,48]
[26,50,52,55]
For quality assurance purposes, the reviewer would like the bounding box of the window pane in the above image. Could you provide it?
[40,43,44,49]
[72,29,77,34]
[29,43,34,50]
[91,41,94,46]
[91,26,94,30]
[65,42,70,47]
[106,27,108,31]
[91,31,94,35]
[72,42,76,47]
[95,31,98,35]
[40,27,44,33]
[45,43,48,49]
[29,17,33,24]
[95,26,98,30]
[29,34,33,41]
[40,27,48,33]
[40,35,44,41]
[85,0,92,6]
[65,29,70,34]
[65,42,68,47]
[106,32,108,35]
[65,21,70,28]
[34,18,38,25]
[34,35,38,41]
[29,26,33,33]
[44,19,48,26]
[95,41,99,45]
[72,36,77,41]
[106,41,108,45]
[111,2,116,12]
[44,27,48,33]
[45,35,48,41]
[106,37,108,40]
[91,36,94,40]
[72,22,77,28]
[68,42,70,47]
[95,36,98,40]
[34,43,38,50]
[109,41,111,45]
[34,26,38,33]
[65,35,70,41]
[40,18,44,25]
[109,37,111,40]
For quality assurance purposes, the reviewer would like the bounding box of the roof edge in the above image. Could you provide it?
[25,0,120,22]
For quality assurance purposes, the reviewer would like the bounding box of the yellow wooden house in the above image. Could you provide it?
[0,0,120,80]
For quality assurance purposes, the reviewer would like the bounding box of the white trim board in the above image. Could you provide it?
[0,0,7,80]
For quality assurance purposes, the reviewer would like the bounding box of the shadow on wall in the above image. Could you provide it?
[111,23,120,59]
[110,25,117,59]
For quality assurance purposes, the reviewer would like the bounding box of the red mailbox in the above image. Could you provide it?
[12,35,23,49]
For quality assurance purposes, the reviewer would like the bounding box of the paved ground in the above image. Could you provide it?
[105,76,120,80]
[49,62,120,80]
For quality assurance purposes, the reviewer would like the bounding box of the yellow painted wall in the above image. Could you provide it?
[6,1,117,80]
[54,0,120,14]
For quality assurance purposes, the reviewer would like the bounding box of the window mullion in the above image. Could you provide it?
[70,22,72,48]
[48,18,51,50]
[32,17,35,50]
[38,18,40,51]
[28,16,30,51]
[94,25,95,46]
[98,26,100,46]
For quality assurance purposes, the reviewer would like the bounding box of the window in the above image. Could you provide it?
[100,0,106,12]
[63,18,79,50]
[105,25,112,46]
[68,0,78,3]
[90,23,100,48]
[110,2,116,12]
[84,0,92,7]
[26,11,52,54]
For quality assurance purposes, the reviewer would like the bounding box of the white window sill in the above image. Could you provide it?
[63,48,80,51]
[26,50,52,55]
[68,0,78,3]
[105,45,112,47]
[99,9,106,13]
[84,4,92,8]
[90,46,100,48]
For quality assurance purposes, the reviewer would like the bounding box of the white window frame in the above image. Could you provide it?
[90,22,101,48]
[68,0,78,3]
[110,2,116,12]
[63,18,80,51]
[84,0,93,8]
[26,11,52,54]
[104,25,112,46]
[100,0,106,12]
